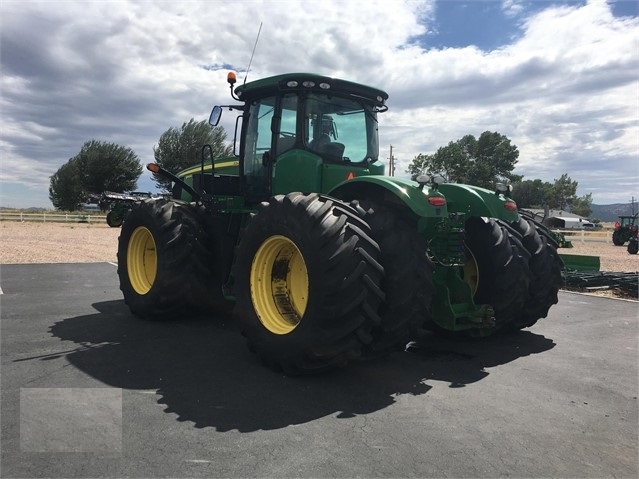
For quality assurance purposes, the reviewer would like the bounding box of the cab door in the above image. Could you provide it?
[242,96,276,202]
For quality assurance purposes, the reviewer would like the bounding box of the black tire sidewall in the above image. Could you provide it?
[235,213,336,348]
[464,217,530,326]
[118,199,200,319]
[233,193,383,373]
[106,211,123,227]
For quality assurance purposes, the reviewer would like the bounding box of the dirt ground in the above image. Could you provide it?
[0,221,637,272]
[0,222,120,264]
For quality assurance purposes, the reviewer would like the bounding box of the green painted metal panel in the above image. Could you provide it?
[321,163,376,193]
[177,158,239,178]
[559,253,601,272]
[329,175,448,218]
[271,150,323,195]
[437,183,519,222]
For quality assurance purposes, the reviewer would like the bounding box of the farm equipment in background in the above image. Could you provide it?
[520,208,603,270]
[116,72,564,374]
[520,209,574,248]
[99,191,156,227]
[612,214,638,254]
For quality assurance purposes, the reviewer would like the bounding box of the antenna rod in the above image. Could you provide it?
[244,22,263,85]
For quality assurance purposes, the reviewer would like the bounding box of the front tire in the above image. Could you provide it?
[233,193,385,374]
[463,217,530,329]
[117,198,214,320]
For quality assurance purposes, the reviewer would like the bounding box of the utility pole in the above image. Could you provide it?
[388,145,396,177]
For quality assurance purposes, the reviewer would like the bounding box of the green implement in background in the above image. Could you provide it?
[559,253,601,272]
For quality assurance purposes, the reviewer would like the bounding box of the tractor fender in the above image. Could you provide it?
[437,183,519,222]
[329,176,447,218]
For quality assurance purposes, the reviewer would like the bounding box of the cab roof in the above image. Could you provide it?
[233,73,388,108]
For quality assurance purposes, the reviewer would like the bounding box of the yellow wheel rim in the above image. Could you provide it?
[250,235,309,335]
[463,247,479,296]
[127,226,157,295]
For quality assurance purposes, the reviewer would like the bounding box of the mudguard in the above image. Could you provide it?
[437,183,519,222]
[329,176,448,219]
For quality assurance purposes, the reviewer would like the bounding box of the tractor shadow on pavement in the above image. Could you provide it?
[45,300,555,432]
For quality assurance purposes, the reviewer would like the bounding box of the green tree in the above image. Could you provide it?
[153,118,233,192]
[510,179,552,208]
[571,192,593,218]
[406,131,522,189]
[49,158,85,211]
[49,140,142,210]
[546,173,578,211]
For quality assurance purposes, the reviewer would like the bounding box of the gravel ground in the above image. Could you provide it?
[1,221,637,272]
[0,222,120,264]
[1,220,636,302]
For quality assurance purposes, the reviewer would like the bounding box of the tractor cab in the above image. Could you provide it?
[211,72,388,203]
[615,214,637,229]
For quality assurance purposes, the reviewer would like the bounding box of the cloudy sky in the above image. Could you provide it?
[1,0,637,208]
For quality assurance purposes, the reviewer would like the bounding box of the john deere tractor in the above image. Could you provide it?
[117,72,563,374]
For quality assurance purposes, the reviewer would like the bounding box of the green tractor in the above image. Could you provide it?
[117,72,563,374]
[612,214,638,254]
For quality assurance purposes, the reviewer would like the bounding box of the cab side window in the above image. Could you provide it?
[276,94,298,155]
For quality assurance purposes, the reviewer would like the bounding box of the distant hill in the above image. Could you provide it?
[591,203,638,222]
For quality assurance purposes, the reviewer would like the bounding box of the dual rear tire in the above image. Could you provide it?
[233,193,385,374]
[462,215,564,332]
[508,216,563,329]
[462,217,530,329]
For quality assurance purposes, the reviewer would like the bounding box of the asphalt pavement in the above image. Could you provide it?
[1,262,637,478]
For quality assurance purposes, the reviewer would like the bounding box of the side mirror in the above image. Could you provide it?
[209,106,222,126]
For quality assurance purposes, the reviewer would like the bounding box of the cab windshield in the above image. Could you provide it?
[305,93,379,163]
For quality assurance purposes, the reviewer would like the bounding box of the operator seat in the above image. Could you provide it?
[309,133,330,153]
[277,136,296,155]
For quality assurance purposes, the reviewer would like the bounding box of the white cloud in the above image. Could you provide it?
[0,0,636,208]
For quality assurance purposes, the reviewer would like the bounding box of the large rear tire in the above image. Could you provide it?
[117,198,215,320]
[463,217,530,329]
[509,216,563,329]
[233,193,385,374]
[354,200,433,356]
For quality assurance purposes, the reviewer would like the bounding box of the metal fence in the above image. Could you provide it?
[0,212,107,223]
